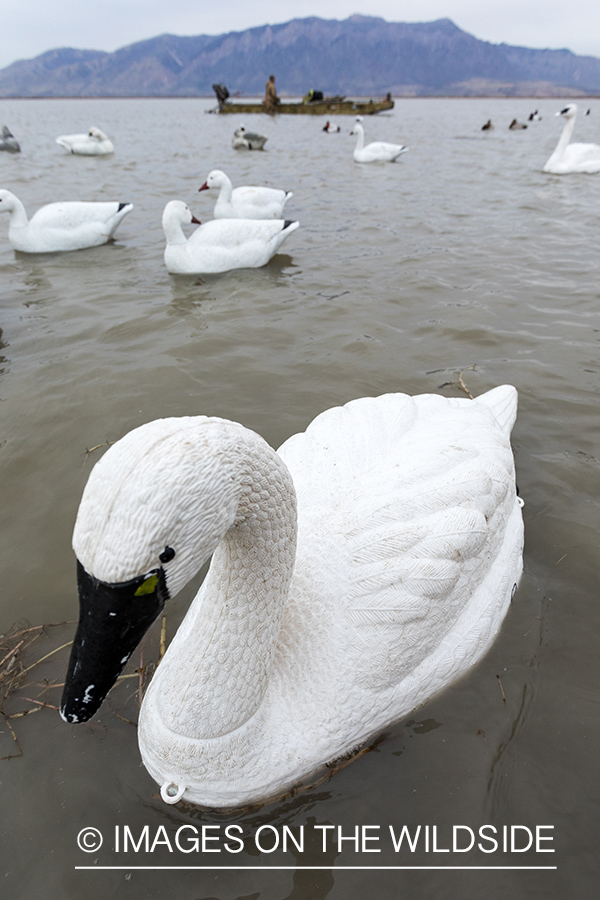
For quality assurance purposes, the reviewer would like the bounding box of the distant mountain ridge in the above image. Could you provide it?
[2,15,600,98]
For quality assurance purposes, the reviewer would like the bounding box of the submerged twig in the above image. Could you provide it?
[496,674,507,705]
[81,440,114,467]
[458,365,477,399]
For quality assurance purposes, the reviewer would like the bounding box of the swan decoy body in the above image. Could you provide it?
[543,103,600,174]
[351,116,407,163]
[56,126,114,156]
[198,169,293,219]
[0,189,133,252]
[232,126,267,150]
[162,200,298,274]
[61,385,524,809]
[0,126,20,153]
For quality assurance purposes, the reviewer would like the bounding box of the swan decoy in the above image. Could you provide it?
[198,169,293,219]
[0,126,20,153]
[351,116,408,163]
[232,126,267,150]
[60,385,524,809]
[56,126,114,156]
[509,119,527,130]
[0,189,133,253]
[162,200,298,274]
[542,103,600,174]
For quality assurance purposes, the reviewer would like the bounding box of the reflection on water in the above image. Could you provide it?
[0,96,598,899]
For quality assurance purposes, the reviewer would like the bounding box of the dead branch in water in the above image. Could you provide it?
[0,615,165,759]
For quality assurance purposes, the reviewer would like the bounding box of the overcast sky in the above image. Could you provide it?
[3,0,600,70]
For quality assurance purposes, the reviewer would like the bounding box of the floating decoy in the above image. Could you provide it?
[351,116,408,162]
[198,170,293,219]
[0,189,132,252]
[162,200,298,274]
[543,103,600,174]
[56,126,114,156]
[60,385,524,809]
[232,126,267,150]
[0,126,20,153]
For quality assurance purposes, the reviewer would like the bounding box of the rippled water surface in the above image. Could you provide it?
[0,97,598,899]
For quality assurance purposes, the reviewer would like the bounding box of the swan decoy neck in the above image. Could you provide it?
[60,561,169,723]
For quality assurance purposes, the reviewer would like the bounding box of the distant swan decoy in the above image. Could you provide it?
[351,116,408,163]
[60,385,524,809]
[56,126,114,156]
[509,119,527,130]
[0,126,20,153]
[481,119,493,132]
[162,200,298,274]
[0,189,132,253]
[198,169,293,219]
[543,103,600,174]
[232,126,267,150]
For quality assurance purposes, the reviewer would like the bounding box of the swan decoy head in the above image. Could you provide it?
[198,169,226,192]
[557,104,578,118]
[162,199,201,227]
[0,189,19,213]
[60,417,244,723]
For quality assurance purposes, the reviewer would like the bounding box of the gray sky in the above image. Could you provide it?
[2,0,599,70]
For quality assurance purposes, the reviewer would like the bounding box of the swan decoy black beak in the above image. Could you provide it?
[60,561,169,724]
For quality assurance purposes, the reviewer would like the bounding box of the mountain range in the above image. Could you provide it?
[2,16,600,98]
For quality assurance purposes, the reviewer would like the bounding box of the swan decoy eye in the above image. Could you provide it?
[159,546,176,564]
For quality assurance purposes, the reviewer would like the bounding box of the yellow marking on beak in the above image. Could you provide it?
[135,574,159,596]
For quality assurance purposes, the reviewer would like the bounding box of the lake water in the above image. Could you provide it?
[0,96,598,899]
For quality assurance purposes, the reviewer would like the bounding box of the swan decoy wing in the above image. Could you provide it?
[278,388,522,692]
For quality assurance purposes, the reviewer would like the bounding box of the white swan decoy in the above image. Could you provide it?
[198,169,293,219]
[0,189,133,253]
[60,385,524,809]
[351,116,408,163]
[232,126,267,150]
[543,103,600,174]
[56,126,114,156]
[162,200,298,274]
[0,126,20,153]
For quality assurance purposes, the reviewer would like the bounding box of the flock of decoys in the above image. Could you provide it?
[0,102,548,809]
[1,102,600,270]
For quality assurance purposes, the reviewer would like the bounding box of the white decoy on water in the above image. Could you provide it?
[60,384,524,809]
[0,189,132,252]
[543,103,600,174]
[162,200,298,274]
[351,116,408,163]
[56,126,114,156]
[0,126,20,153]
[198,169,293,219]
[232,126,267,150]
